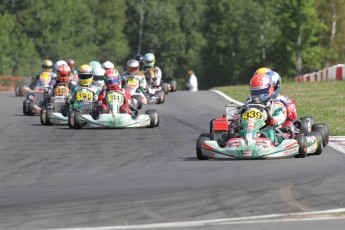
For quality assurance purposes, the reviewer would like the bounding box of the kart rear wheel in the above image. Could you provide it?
[146,110,158,128]
[23,100,28,115]
[196,133,214,160]
[305,131,323,155]
[132,95,142,110]
[27,101,36,116]
[15,85,23,96]
[299,116,315,132]
[209,119,216,133]
[68,111,74,128]
[294,135,307,158]
[312,123,329,147]
[74,111,83,129]
[156,90,165,104]
[45,108,54,126]
[162,83,169,94]
[169,80,177,92]
[40,109,46,125]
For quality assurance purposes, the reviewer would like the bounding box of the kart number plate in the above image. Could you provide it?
[55,86,69,96]
[76,91,93,101]
[242,109,263,120]
[107,92,124,104]
[127,79,137,86]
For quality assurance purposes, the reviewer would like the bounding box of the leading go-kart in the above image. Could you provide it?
[22,72,52,116]
[77,90,159,128]
[196,103,329,160]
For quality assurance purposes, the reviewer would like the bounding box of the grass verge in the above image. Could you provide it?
[212,80,345,136]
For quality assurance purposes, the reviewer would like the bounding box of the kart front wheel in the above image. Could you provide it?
[40,109,46,125]
[45,108,53,126]
[132,95,142,110]
[68,111,74,128]
[146,110,159,128]
[73,111,83,129]
[156,90,165,104]
[305,131,323,155]
[294,135,307,158]
[196,133,214,160]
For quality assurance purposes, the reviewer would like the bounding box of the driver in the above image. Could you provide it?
[143,53,162,88]
[249,73,287,144]
[98,75,137,116]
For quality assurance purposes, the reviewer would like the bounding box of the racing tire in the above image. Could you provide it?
[27,101,36,116]
[132,95,143,110]
[294,135,307,158]
[162,83,169,94]
[68,111,74,128]
[146,110,158,128]
[45,108,54,126]
[156,90,165,104]
[73,111,83,129]
[40,109,46,125]
[196,133,214,160]
[312,123,329,147]
[169,80,177,92]
[15,85,23,96]
[299,116,315,132]
[305,131,323,155]
[23,100,28,115]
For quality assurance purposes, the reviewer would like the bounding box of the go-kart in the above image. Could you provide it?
[41,84,70,126]
[196,102,329,160]
[123,75,165,106]
[22,72,52,116]
[74,90,159,129]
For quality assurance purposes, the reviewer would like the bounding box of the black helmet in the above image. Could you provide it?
[134,54,144,70]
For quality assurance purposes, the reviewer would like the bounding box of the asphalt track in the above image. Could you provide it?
[1,91,345,230]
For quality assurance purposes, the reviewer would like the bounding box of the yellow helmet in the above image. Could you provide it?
[254,67,271,75]
[78,64,93,86]
[42,59,53,71]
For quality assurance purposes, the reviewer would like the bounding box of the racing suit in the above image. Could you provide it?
[122,71,147,93]
[275,94,297,128]
[98,87,133,114]
[144,66,162,88]
[69,83,101,106]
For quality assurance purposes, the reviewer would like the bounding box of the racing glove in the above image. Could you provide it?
[266,117,276,126]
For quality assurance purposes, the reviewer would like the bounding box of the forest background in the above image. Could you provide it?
[1,0,345,89]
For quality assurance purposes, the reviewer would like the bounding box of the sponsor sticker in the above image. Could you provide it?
[243,151,252,157]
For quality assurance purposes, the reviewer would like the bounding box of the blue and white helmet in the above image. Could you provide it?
[143,53,155,67]
[267,71,281,98]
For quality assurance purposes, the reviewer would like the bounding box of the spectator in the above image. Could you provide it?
[187,70,198,92]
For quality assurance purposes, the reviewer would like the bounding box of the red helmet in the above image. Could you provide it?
[66,59,75,69]
[249,73,274,103]
[106,77,120,90]
[57,64,70,83]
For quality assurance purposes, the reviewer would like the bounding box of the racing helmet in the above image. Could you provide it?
[57,64,71,83]
[93,67,106,88]
[78,64,93,86]
[102,61,115,70]
[89,61,101,71]
[105,76,121,90]
[143,53,155,67]
[127,59,140,74]
[54,60,67,72]
[254,67,272,75]
[66,59,75,70]
[266,71,281,98]
[249,73,274,104]
[134,54,144,69]
[42,59,53,71]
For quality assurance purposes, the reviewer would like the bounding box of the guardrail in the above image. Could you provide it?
[0,76,25,91]
[295,64,345,82]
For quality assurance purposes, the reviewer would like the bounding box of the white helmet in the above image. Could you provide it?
[102,61,114,70]
[54,60,67,72]
[93,67,106,88]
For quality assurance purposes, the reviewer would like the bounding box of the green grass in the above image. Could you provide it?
[212,80,345,136]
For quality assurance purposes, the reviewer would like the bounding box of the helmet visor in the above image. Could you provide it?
[78,74,93,80]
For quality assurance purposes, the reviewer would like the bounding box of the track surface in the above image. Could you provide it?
[1,91,345,230]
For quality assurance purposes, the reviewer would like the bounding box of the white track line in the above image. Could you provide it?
[44,208,345,230]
